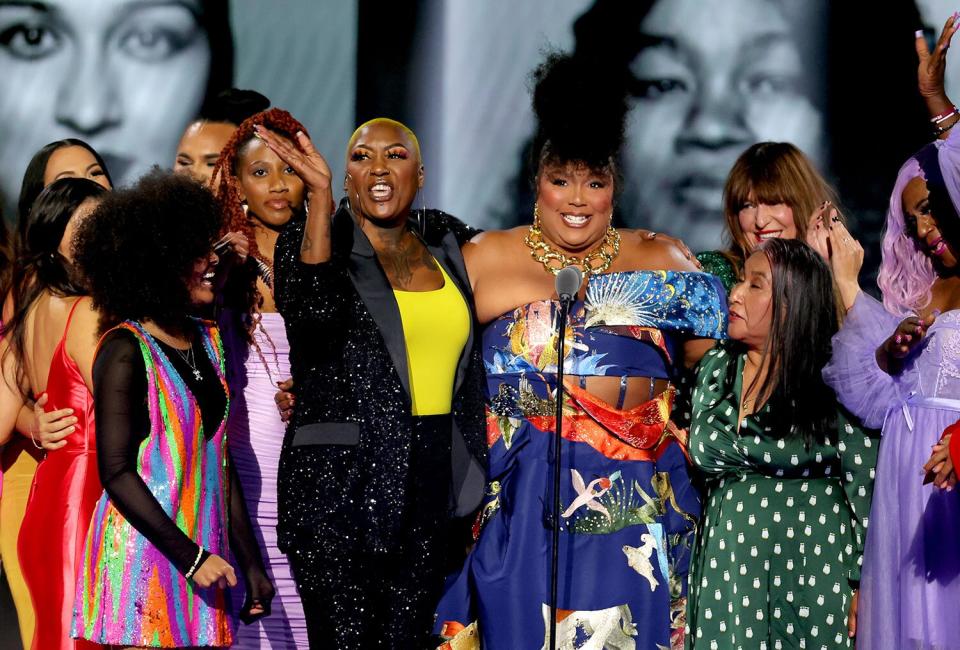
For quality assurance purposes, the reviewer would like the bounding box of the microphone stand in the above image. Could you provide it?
[548,291,574,650]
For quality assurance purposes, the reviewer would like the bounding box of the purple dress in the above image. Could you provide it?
[823,292,960,650]
[228,312,308,649]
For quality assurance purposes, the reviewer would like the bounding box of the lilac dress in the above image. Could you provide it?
[823,292,960,650]
[228,312,308,649]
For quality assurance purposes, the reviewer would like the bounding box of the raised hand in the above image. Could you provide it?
[255,126,335,263]
[254,126,332,196]
[213,231,249,263]
[806,202,863,309]
[917,13,960,126]
[212,231,249,291]
[805,201,834,259]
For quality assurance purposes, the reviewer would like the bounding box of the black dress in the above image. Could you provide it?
[273,201,486,648]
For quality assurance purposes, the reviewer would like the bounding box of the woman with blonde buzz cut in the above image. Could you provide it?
[260,116,487,648]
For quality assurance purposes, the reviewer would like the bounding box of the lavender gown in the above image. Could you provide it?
[228,312,308,649]
[824,292,960,650]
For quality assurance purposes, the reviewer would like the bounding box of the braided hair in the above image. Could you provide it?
[210,108,308,378]
[211,108,309,263]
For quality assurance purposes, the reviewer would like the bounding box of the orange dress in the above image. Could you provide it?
[1,438,41,648]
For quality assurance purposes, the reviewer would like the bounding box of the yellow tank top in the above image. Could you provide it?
[393,262,470,416]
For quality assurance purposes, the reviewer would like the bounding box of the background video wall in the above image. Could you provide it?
[1,0,953,281]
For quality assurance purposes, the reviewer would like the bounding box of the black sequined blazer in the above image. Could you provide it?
[273,200,487,554]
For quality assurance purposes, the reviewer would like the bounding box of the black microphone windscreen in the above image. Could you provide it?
[555,266,583,300]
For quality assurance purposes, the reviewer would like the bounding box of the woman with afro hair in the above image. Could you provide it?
[70,170,273,648]
[209,107,307,649]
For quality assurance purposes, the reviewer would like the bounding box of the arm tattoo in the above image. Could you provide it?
[301,232,313,254]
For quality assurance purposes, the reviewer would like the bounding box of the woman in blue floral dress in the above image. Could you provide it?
[433,52,726,650]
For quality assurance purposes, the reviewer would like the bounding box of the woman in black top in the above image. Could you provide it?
[258,119,486,648]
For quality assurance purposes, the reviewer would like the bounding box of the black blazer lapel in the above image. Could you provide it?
[345,217,412,400]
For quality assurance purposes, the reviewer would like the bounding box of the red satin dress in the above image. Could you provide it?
[17,299,100,650]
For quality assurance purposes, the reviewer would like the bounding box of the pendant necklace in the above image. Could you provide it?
[176,342,203,382]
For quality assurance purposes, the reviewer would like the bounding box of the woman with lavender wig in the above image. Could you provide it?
[822,19,960,648]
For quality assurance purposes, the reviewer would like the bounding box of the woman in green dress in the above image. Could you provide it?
[686,238,878,649]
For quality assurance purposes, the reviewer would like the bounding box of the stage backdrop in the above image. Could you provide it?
[1,0,950,282]
[0,0,356,220]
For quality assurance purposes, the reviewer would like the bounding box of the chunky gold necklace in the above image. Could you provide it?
[524,214,621,276]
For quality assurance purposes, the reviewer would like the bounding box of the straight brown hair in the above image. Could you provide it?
[723,142,841,270]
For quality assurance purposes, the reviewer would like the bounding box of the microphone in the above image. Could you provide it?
[547,264,582,650]
[555,265,583,302]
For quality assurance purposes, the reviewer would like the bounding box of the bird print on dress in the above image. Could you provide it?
[434,271,728,650]
[562,470,622,522]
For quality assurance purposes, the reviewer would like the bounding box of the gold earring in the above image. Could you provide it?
[533,203,542,229]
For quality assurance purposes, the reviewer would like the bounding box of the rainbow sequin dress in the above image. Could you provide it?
[72,321,233,647]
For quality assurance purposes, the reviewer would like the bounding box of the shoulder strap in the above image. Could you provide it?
[61,296,88,341]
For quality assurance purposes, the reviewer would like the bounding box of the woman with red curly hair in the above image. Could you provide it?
[209,108,307,649]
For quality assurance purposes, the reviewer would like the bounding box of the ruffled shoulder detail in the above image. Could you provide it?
[822,293,913,429]
[584,270,728,339]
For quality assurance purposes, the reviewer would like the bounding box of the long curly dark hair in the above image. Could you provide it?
[2,178,107,391]
[73,170,221,335]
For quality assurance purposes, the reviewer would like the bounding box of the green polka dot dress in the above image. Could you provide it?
[685,347,878,650]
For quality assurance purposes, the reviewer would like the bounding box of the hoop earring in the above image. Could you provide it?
[417,186,427,238]
[353,189,364,224]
